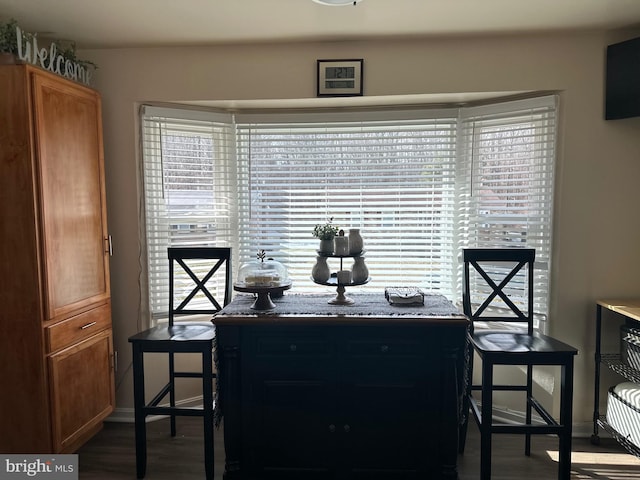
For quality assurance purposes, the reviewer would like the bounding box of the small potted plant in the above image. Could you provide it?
[56,40,98,73]
[0,19,19,63]
[313,217,339,254]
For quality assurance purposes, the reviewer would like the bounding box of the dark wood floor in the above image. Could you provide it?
[77,417,640,479]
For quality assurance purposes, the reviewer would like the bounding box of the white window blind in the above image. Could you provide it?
[139,96,558,330]
[235,110,458,295]
[457,96,557,329]
[140,106,235,321]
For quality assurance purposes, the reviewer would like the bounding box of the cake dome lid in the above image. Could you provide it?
[237,250,289,287]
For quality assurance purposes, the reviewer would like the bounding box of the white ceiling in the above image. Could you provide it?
[1,0,640,49]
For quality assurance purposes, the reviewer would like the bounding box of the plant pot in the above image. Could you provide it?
[0,53,19,65]
[318,238,334,254]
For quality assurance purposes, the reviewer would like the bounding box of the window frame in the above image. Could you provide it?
[139,96,558,331]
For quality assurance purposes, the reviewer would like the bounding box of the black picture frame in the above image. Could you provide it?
[317,59,363,97]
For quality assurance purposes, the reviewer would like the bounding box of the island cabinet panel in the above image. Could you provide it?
[0,64,113,453]
[242,327,337,479]
[218,321,466,480]
[341,333,440,478]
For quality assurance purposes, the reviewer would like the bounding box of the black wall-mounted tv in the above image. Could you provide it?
[605,36,640,120]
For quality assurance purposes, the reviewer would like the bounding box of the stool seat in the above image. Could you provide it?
[472,330,577,356]
[129,324,216,343]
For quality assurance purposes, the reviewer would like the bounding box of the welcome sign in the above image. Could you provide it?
[13,26,93,86]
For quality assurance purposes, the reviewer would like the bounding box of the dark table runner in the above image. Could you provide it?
[215,292,462,317]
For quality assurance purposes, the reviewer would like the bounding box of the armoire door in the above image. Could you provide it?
[31,71,110,320]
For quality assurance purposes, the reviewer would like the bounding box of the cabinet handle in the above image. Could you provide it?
[289,344,297,352]
[380,344,389,353]
[105,235,113,256]
[80,321,97,330]
[343,424,351,433]
[328,424,336,433]
[111,351,118,371]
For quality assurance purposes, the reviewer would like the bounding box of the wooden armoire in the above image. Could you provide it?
[0,63,114,453]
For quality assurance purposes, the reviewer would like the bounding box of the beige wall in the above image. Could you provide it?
[83,30,640,426]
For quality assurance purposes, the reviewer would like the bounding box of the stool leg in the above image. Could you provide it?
[480,359,493,480]
[558,358,574,480]
[169,351,176,437]
[525,364,533,456]
[132,343,147,479]
[202,346,215,480]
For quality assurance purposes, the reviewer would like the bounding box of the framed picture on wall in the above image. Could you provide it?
[317,59,363,97]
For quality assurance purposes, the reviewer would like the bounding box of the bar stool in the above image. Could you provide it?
[129,247,231,480]
[458,248,577,480]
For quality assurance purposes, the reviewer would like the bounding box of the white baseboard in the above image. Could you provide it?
[107,401,599,439]
[490,405,598,439]
[106,407,135,423]
[106,395,204,423]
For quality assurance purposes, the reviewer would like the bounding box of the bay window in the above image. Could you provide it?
[140,95,557,330]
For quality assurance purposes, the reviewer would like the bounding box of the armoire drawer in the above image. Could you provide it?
[46,303,112,353]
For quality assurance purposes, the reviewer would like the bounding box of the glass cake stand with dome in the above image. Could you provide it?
[234,251,291,310]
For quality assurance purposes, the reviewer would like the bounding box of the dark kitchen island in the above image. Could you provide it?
[213,293,469,480]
